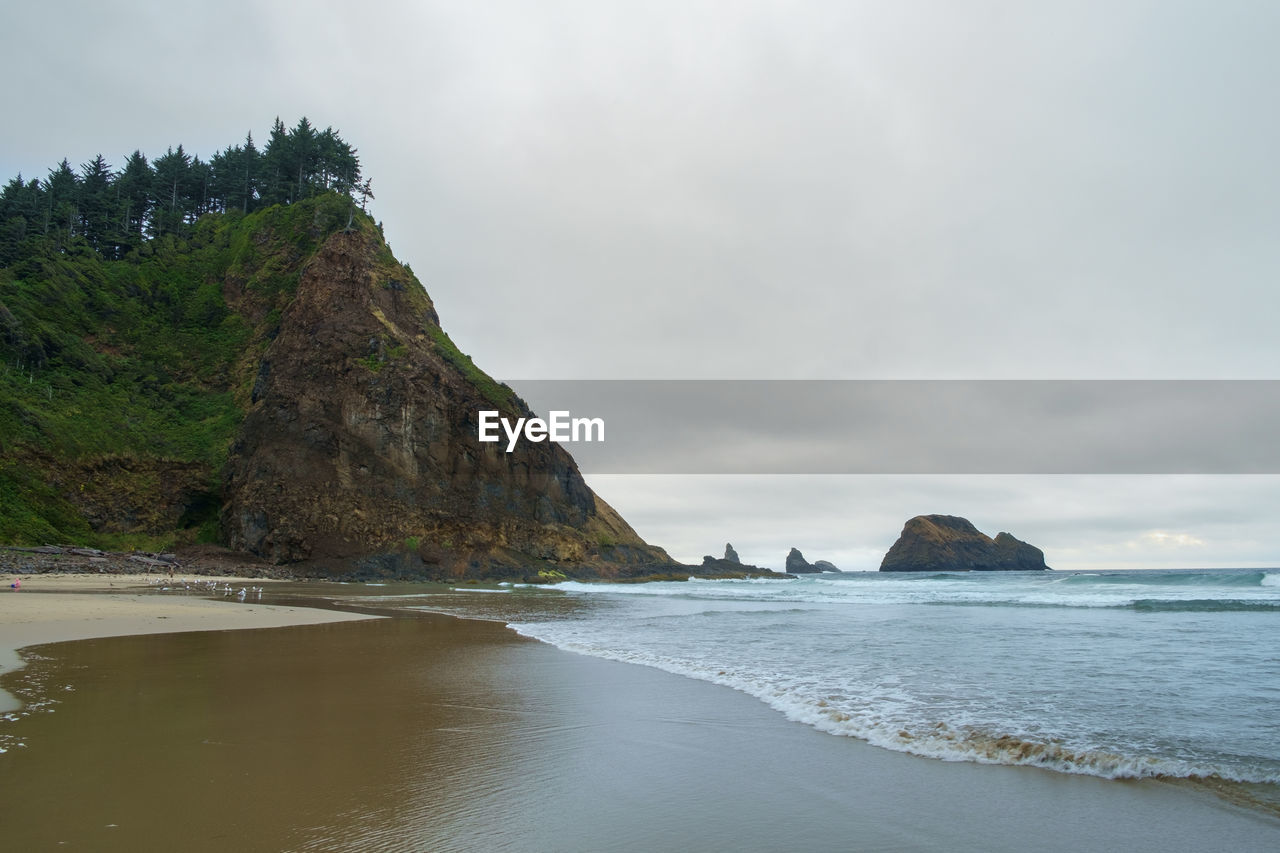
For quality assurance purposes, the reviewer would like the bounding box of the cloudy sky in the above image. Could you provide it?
[4,1,1278,569]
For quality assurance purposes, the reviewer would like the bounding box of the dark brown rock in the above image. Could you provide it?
[220,227,670,579]
[879,515,1049,572]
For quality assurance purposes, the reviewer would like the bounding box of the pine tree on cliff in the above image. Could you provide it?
[0,117,362,265]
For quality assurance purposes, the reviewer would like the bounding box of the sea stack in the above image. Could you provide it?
[785,548,819,573]
[701,544,766,576]
[785,548,841,573]
[879,515,1049,572]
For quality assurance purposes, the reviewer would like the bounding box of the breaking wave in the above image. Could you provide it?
[1125,599,1280,613]
[507,620,1280,783]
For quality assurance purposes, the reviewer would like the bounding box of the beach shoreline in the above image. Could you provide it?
[2,577,1279,851]
[0,572,380,712]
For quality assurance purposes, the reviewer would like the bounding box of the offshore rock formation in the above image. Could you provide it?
[784,547,814,573]
[784,548,841,574]
[700,553,768,576]
[879,515,1049,572]
[221,225,670,579]
[699,542,764,575]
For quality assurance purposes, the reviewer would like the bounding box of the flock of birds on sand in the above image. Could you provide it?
[147,577,266,601]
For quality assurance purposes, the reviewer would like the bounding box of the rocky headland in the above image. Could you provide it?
[1,190,685,581]
[219,224,676,580]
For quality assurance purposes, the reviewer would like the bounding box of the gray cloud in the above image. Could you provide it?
[4,1,1279,566]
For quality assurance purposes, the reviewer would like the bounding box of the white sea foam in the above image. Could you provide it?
[551,570,1280,611]
[510,618,1280,783]
[501,568,1280,784]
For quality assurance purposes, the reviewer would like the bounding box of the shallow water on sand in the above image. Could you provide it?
[2,592,1280,851]
[414,570,1280,787]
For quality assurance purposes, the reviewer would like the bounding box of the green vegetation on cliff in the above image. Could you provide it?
[0,120,397,547]
[1,124,673,579]
[0,193,376,547]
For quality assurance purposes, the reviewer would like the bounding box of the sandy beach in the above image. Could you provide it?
[0,573,378,712]
[2,579,1279,851]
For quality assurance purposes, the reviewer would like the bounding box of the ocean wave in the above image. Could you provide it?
[687,575,795,584]
[508,573,1280,622]
[1124,599,1280,613]
[917,598,1280,613]
[506,621,1280,783]
[1059,570,1270,588]
[867,724,1280,783]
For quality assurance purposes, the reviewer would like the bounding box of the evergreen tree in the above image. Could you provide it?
[189,155,211,218]
[150,145,192,236]
[0,117,368,263]
[316,126,360,196]
[240,131,261,213]
[0,174,42,263]
[42,159,80,249]
[115,150,153,249]
[289,116,318,200]
[261,117,292,206]
[77,155,114,254]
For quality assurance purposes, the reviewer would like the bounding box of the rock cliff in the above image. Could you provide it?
[221,224,670,579]
[879,515,1049,572]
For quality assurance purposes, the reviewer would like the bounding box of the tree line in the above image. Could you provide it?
[0,117,372,264]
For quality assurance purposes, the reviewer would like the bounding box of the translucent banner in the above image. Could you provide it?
[492,380,1280,474]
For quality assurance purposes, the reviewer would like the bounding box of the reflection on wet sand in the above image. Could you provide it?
[4,611,1280,852]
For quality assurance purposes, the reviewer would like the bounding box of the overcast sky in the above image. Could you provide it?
[3,1,1278,568]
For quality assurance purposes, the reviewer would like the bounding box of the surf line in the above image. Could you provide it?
[478,410,604,452]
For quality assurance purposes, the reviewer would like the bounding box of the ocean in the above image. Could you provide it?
[409,568,1280,787]
[6,570,1280,850]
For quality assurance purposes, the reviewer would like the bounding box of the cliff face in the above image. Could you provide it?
[220,225,668,578]
[879,515,1049,572]
[0,192,671,578]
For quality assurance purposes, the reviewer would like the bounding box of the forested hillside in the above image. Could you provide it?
[0,118,372,547]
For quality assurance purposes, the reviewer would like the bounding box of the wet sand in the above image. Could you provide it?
[2,597,1278,852]
[0,574,378,711]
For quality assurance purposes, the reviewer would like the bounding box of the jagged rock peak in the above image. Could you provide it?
[724,543,740,564]
[786,547,819,573]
